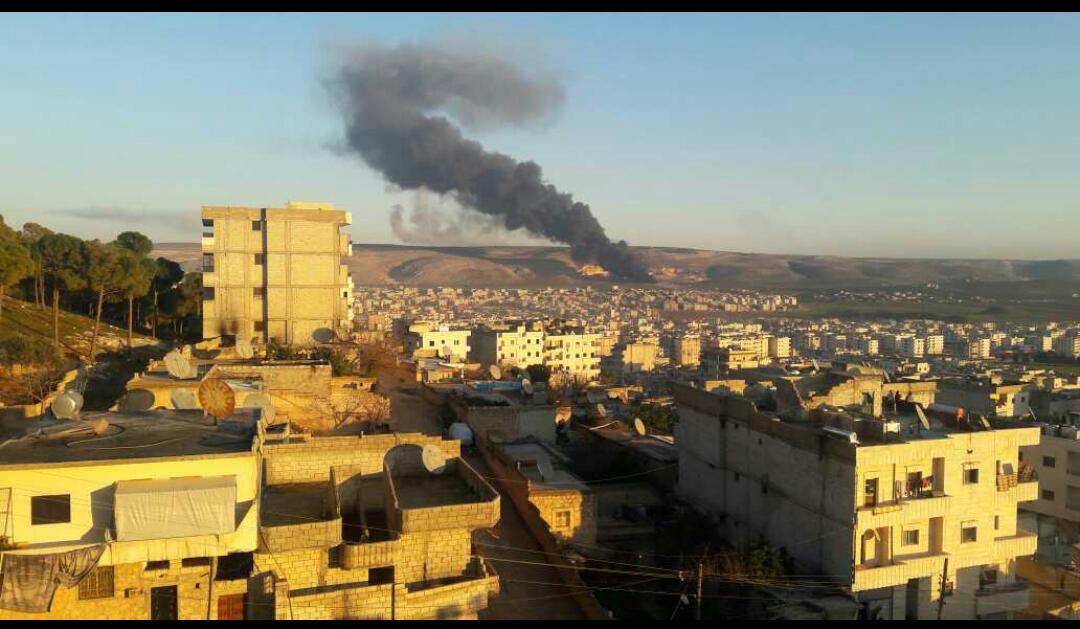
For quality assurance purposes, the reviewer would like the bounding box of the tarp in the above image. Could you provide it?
[0,544,105,612]
[114,476,236,542]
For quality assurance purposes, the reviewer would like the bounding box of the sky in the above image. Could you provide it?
[2,12,1079,259]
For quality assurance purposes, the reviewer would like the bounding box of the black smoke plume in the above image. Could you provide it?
[330,42,652,282]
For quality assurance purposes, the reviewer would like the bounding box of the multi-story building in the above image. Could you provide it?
[673,334,702,367]
[544,328,600,382]
[471,323,545,370]
[925,335,945,356]
[0,409,502,621]
[619,341,658,374]
[1053,334,1080,359]
[201,202,353,346]
[674,383,1040,620]
[767,336,792,359]
[899,335,926,358]
[403,323,472,363]
[0,409,265,620]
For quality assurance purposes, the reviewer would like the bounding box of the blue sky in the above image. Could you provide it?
[2,12,1079,259]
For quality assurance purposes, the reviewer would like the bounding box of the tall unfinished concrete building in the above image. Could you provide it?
[201,202,354,346]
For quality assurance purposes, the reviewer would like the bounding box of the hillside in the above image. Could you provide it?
[154,243,1080,290]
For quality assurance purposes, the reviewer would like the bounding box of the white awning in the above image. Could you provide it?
[114,476,236,542]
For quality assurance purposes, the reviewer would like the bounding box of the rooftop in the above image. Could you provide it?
[0,409,260,466]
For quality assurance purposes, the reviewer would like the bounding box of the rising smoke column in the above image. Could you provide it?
[330,42,652,282]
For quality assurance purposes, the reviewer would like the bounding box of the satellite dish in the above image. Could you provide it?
[51,391,83,420]
[595,403,607,418]
[164,350,192,379]
[633,418,647,437]
[915,404,931,431]
[236,338,254,359]
[489,364,502,380]
[170,388,199,410]
[198,378,236,420]
[118,388,156,412]
[449,422,474,447]
[535,457,554,482]
[978,415,993,430]
[242,392,276,423]
[421,444,447,475]
[521,379,534,395]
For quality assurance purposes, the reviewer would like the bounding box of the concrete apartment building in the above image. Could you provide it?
[674,376,1041,620]
[672,334,701,367]
[201,202,354,347]
[472,323,545,370]
[544,328,601,383]
[403,323,472,363]
[1019,424,1080,549]
[0,411,502,620]
[0,409,265,621]
[767,335,792,359]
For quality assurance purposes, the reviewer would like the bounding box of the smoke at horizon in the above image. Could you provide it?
[328,41,652,281]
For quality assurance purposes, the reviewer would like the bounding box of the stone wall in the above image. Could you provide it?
[262,433,460,485]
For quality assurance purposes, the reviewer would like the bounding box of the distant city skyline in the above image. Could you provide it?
[3,12,1080,259]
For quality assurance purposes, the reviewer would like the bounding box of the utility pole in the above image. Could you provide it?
[936,557,949,621]
[695,542,710,621]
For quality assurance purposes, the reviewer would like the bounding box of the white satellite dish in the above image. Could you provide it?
[165,350,198,380]
[595,403,607,418]
[242,392,277,423]
[236,338,254,359]
[421,444,447,475]
[633,417,647,437]
[521,379,534,395]
[489,364,502,380]
[535,457,554,482]
[449,422,474,447]
[915,404,931,432]
[170,388,199,410]
[51,391,83,420]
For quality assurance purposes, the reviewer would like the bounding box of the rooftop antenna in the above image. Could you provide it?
[198,378,236,420]
[489,364,502,380]
[170,388,199,410]
[535,457,554,482]
[236,338,254,360]
[633,417,647,437]
[421,444,447,475]
[51,390,84,420]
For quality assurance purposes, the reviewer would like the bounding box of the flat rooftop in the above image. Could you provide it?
[261,482,333,526]
[393,473,484,509]
[0,409,259,466]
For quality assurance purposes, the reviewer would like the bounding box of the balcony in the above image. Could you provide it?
[258,481,342,553]
[997,469,1039,502]
[993,531,1038,559]
[385,458,499,534]
[852,551,949,592]
[857,493,951,529]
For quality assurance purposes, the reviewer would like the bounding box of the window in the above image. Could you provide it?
[78,566,114,600]
[31,495,70,525]
[203,287,215,301]
[964,467,980,485]
[979,567,998,589]
[961,522,978,543]
[369,566,394,585]
[554,510,571,528]
[253,320,265,333]
[202,218,214,228]
[328,545,343,568]
[145,560,171,571]
[1043,456,1056,468]
[902,529,920,546]
[254,253,264,265]
[251,220,262,231]
[202,253,214,271]
[253,287,265,299]
[864,477,879,507]
[1043,489,1056,501]
[181,557,211,568]
[994,515,1000,530]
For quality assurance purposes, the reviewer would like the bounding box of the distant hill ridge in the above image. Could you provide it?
[153,242,1080,289]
